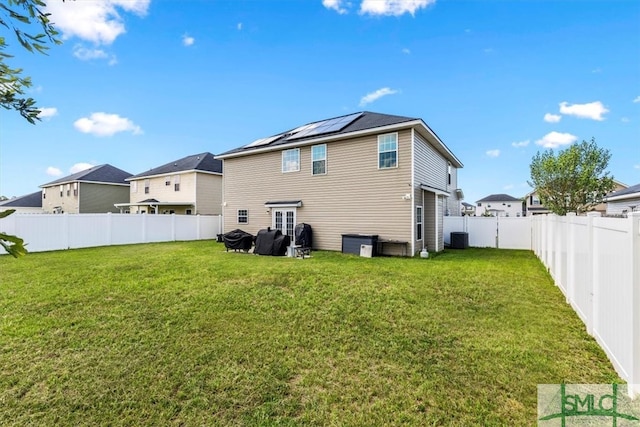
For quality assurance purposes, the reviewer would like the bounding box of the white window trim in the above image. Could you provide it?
[377,132,399,170]
[237,209,249,224]
[416,205,423,241]
[282,148,300,173]
[311,144,327,176]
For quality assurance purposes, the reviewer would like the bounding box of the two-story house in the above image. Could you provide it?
[116,152,223,215]
[525,180,627,216]
[476,194,523,217]
[604,183,640,216]
[40,164,132,214]
[216,111,464,255]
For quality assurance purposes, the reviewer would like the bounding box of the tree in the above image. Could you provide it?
[0,0,61,123]
[529,138,615,215]
[0,210,27,257]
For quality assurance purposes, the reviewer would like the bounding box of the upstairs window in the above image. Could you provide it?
[59,185,63,197]
[131,181,137,193]
[448,162,452,185]
[144,179,150,194]
[73,183,78,196]
[43,188,46,199]
[311,144,326,175]
[165,176,171,186]
[378,133,398,169]
[282,148,300,173]
[173,175,180,191]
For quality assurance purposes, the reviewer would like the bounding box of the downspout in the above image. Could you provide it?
[434,192,439,251]
[422,190,425,251]
[410,128,415,256]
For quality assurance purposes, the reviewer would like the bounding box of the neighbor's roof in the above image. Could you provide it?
[128,152,222,180]
[41,164,132,187]
[604,183,640,201]
[476,194,521,203]
[0,191,42,208]
[216,111,463,167]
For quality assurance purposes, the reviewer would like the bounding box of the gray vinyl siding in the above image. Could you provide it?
[606,198,640,215]
[79,182,129,213]
[222,130,413,252]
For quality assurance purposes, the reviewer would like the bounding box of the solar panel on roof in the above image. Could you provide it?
[244,133,283,148]
[286,112,363,141]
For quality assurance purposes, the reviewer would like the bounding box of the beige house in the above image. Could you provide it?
[525,180,627,216]
[476,194,523,217]
[40,164,131,214]
[116,152,223,215]
[216,111,464,255]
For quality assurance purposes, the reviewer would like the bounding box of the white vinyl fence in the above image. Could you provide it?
[532,212,640,397]
[443,215,532,249]
[1,213,222,254]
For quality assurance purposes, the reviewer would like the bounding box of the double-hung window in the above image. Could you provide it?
[282,148,300,173]
[416,206,423,241]
[144,179,150,194]
[173,175,180,191]
[311,144,326,175]
[237,209,248,224]
[378,133,398,169]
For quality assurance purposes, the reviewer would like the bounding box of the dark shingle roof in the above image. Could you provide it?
[605,183,640,199]
[41,164,132,187]
[0,191,42,208]
[129,152,222,179]
[476,194,522,203]
[218,111,417,157]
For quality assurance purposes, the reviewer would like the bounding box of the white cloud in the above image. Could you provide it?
[73,44,107,59]
[74,112,143,137]
[559,101,609,121]
[360,0,435,16]
[486,149,500,158]
[237,22,243,30]
[621,117,630,123]
[359,87,399,106]
[46,0,149,45]
[511,140,530,148]
[634,164,640,170]
[70,163,95,174]
[323,0,348,14]
[46,167,62,177]
[543,113,562,123]
[402,48,411,54]
[535,131,578,149]
[37,107,58,120]
[182,34,195,46]
[633,96,640,103]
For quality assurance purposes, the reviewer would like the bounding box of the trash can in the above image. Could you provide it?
[450,232,469,249]
[342,234,378,256]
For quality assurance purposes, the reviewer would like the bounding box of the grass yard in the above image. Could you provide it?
[0,242,620,426]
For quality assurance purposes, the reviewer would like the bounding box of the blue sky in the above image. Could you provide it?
[1,0,638,206]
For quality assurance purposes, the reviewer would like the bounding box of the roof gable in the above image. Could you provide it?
[605,183,640,199]
[41,164,132,187]
[129,152,222,179]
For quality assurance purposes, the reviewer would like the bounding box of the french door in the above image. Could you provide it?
[272,209,296,238]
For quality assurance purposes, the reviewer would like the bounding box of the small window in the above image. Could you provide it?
[186,209,192,215]
[42,188,46,199]
[165,176,171,186]
[173,175,180,191]
[73,183,78,197]
[59,184,63,197]
[66,183,70,197]
[144,179,150,194]
[378,133,398,169]
[477,202,482,207]
[416,206,423,241]
[311,144,326,175]
[447,162,452,185]
[131,181,137,193]
[237,209,248,224]
[282,148,300,173]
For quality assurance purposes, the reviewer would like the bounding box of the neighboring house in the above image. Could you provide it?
[216,111,464,255]
[116,152,223,215]
[604,183,640,216]
[476,194,523,217]
[525,180,627,216]
[524,190,551,216]
[461,202,476,216]
[40,164,132,214]
[0,191,43,214]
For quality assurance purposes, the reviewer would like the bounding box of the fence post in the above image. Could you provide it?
[63,213,70,249]
[106,212,112,246]
[630,211,640,398]
[586,212,600,336]
[141,213,147,243]
[171,214,176,241]
[566,213,576,305]
[196,215,201,240]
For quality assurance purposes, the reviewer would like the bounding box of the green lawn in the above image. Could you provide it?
[0,242,620,426]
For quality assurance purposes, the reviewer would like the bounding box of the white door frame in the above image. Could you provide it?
[272,208,296,238]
